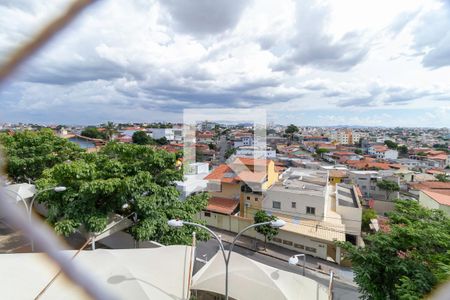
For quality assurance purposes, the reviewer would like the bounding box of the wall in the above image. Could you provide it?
[200,213,330,260]
[209,182,241,199]
[263,189,325,222]
[419,191,450,215]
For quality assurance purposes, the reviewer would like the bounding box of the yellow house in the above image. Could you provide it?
[203,157,278,219]
[328,170,347,185]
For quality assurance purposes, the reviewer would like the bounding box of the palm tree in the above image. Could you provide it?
[104,121,116,141]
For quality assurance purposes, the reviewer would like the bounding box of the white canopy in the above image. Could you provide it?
[0,246,192,300]
[192,251,329,300]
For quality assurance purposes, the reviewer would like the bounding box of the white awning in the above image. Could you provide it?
[0,246,192,300]
[192,251,329,300]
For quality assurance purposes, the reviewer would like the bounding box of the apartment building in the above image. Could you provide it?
[328,130,369,145]
[262,168,363,262]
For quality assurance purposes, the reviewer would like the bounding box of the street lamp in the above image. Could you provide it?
[168,218,286,300]
[29,186,67,251]
[288,253,306,276]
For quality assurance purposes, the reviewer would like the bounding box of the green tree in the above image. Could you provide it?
[354,149,363,155]
[435,174,449,182]
[338,200,450,300]
[81,127,106,139]
[155,137,169,145]
[285,124,299,141]
[377,179,400,200]
[254,210,279,251]
[398,145,408,156]
[384,140,398,149]
[315,148,329,155]
[0,129,84,182]
[103,121,117,141]
[224,147,236,159]
[361,208,377,232]
[35,142,208,245]
[132,131,153,145]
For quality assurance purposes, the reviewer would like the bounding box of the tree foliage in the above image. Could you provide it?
[0,129,84,182]
[35,142,208,245]
[81,127,107,140]
[285,124,299,134]
[384,140,398,149]
[435,174,449,182]
[377,179,400,200]
[361,208,377,232]
[254,210,279,250]
[339,200,450,300]
[132,131,153,145]
[398,145,408,155]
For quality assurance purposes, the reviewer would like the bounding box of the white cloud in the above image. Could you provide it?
[0,0,449,127]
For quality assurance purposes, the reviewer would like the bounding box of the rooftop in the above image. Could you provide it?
[206,197,240,215]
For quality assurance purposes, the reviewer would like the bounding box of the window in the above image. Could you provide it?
[272,237,282,243]
[305,246,316,253]
[282,240,293,246]
[255,197,258,201]
[204,212,211,217]
[291,202,296,208]
[370,186,376,191]
[294,243,304,249]
[246,196,250,200]
[272,201,281,209]
[306,206,315,215]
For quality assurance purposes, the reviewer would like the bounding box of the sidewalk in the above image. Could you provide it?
[210,226,356,285]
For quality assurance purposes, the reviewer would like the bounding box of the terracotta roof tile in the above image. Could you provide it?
[206,197,240,214]
[422,190,450,206]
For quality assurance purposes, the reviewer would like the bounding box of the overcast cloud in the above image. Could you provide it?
[0,0,449,127]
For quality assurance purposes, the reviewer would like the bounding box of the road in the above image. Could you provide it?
[194,239,360,300]
[218,135,229,163]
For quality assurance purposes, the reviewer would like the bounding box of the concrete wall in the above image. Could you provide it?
[263,189,325,222]
[419,191,450,215]
[201,212,331,260]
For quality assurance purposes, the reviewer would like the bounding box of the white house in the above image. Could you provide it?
[368,145,398,160]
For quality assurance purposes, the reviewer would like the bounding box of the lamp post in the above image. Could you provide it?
[288,253,306,276]
[28,186,67,251]
[168,218,286,300]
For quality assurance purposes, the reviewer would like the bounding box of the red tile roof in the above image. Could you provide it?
[233,157,271,166]
[206,197,240,215]
[237,171,266,183]
[204,165,237,183]
[422,190,450,206]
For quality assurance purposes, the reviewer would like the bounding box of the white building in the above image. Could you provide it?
[149,128,183,142]
[235,146,276,159]
[262,168,363,259]
[176,162,209,200]
[233,136,254,147]
[368,145,398,160]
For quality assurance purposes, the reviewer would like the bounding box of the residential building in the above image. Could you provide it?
[233,136,254,147]
[419,190,450,215]
[235,146,276,158]
[149,128,183,142]
[347,170,400,214]
[196,131,214,144]
[176,162,209,200]
[262,168,362,261]
[368,145,398,160]
[201,157,278,225]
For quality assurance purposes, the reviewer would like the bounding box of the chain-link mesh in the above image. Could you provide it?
[0,1,116,299]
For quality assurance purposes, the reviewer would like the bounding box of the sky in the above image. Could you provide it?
[0,0,450,127]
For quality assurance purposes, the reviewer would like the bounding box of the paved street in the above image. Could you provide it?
[194,239,360,300]
[218,135,229,163]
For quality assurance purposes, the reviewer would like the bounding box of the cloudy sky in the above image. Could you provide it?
[0,0,450,127]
